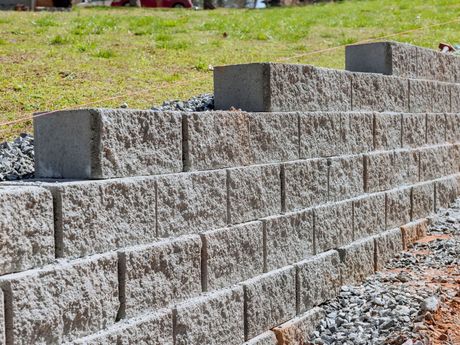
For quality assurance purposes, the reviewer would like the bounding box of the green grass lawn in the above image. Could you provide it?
[1,0,460,138]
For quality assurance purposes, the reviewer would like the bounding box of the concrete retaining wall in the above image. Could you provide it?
[1,42,459,344]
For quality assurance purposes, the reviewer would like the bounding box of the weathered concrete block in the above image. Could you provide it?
[214,63,352,112]
[353,193,386,240]
[295,250,341,313]
[283,159,328,212]
[273,307,325,345]
[263,209,314,272]
[174,286,244,345]
[386,187,412,229]
[435,176,458,210]
[351,73,408,112]
[450,84,460,113]
[0,186,54,275]
[314,200,353,253]
[243,332,277,345]
[401,219,428,250]
[328,155,364,201]
[228,164,281,224]
[446,113,460,143]
[69,329,118,345]
[411,182,435,220]
[121,235,202,317]
[202,222,264,291]
[0,253,119,344]
[417,47,459,83]
[402,113,426,148]
[0,289,4,345]
[338,237,375,285]
[157,170,227,237]
[243,266,296,340]
[374,113,402,150]
[364,151,395,192]
[409,80,451,113]
[419,145,450,181]
[393,149,419,186]
[374,228,403,271]
[34,109,182,179]
[426,113,446,145]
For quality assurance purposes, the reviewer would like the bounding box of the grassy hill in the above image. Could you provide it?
[1,0,460,138]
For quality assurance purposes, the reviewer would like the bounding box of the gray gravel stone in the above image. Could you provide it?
[152,93,214,112]
[0,133,34,181]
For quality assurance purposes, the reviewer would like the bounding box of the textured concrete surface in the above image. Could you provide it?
[295,251,341,313]
[446,113,460,143]
[451,84,460,113]
[409,80,451,113]
[411,182,435,220]
[435,177,458,211]
[0,186,54,275]
[364,151,395,192]
[417,46,459,83]
[393,149,420,186]
[401,219,428,250]
[174,286,244,345]
[374,113,402,150]
[402,113,426,148]
[0,253,119,344]
[419,145,451,181]
[374,228,403,271]
[243,266,296,340]
[263,209,314,271]
[328,155,364,201]
[353,192,386,240]
[273,307,325,345]
[202,222,264,291]
[314,200,353,253]
[0,289,4,345]
[121,235,202,317]
[34,109,182,179]
[228,164,281,224]
[426,113,446,145]
[156,170,227,237]
[386,187,412,229]
[338,237,375,285]
[242,332,277,345]
[283,159,328,211]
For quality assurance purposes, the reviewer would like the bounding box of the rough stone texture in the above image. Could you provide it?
[0,186,54,275]
[328,155,364,201]
[446,113,460,143]
[243,266,296,340]
[408,80,451,113]
[435,177,458,211]
[202,222,264,291]
[243,332,277,345]
[353,193,386,240]
[337,237,375,286]
[263,209,314,272]
[228,164,281,224]
[121,235,202,317]
[374,228,403,271]
[0,253,119,344]
[373,113,402,150]
[400,219,428,250]
[351,73,408,112]
[411,182,435,220]
[417,47,459,83]
[450,84,460,113]
[248,112,299,164]
[283,159,328,212]
[70,329,118,345]
[402,113,426,148]
[156,170,227,237]
[173,286,244,345]
[364,151,395,193]
[34,109,182,179]
[386,187,412,230]
[314,200,353,253]
[426,113,446,145]
[273,307,325,345]
[419,145,451,181]
[393,149,420,186]
[183,111,252,171]
[295,251,341,313]
[0,289,4,345]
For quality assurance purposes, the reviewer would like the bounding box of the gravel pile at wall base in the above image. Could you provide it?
[309,200,460,345]
[0,133,34,181]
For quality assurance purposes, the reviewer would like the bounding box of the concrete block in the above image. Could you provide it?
[435,176,458,210]
[351,73,408,112]
[273,307,325,345]
[283,159,328,212]
[314,200,353,253]
[417,47,458,83]
[0,186,54,275]
[374,113,402,150]
[353,193,386,240]
[364,151,395,193]
[243,332,277,345]
[0,253,119,344]
[393,149,419,186]
[228,164,281,224]
[214,63,352,112]
[156,170,227,237]
[70,329,118,345]
[337,237,375,285]
[328,155,364,201]
[411,182,435,221]
[426,113,446,145]
[0,289,4,345]
[446,113,460,143]
[374,228,403,271]
[121,235,202,317]
[386,187,412,230]
[409,80,451,113]
[344,112,374,154]
[243,266,296,340]
[173,286,244,345]
[263,209,314,272]
[402,113,426,148]
[419,145,450,181]
[34,109,182,179]
[248,112,299,164]
[295,250,341,313]
[401,219,428,250]
[450,84,460,113]
[202,222,264,291]
[183,111,252,171]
